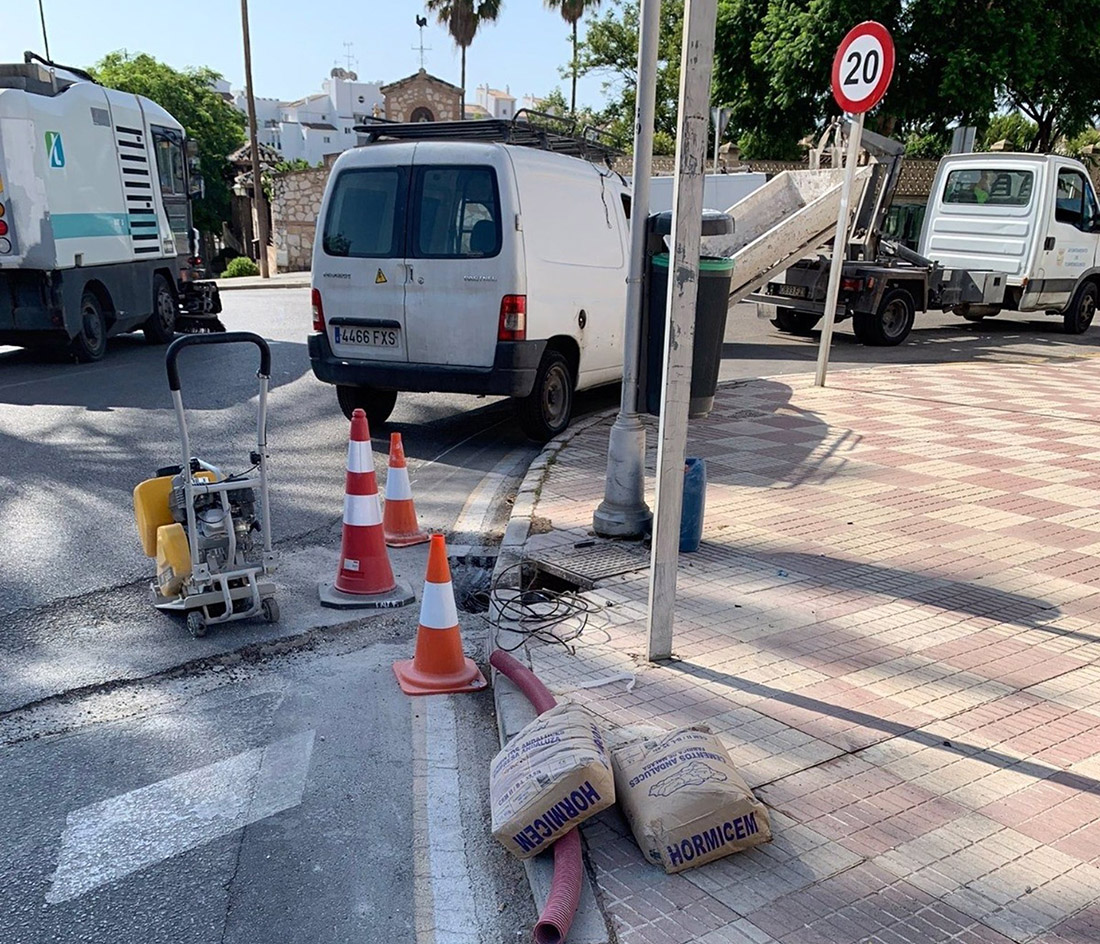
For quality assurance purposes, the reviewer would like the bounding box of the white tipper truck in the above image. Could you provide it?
[0,53,222,361]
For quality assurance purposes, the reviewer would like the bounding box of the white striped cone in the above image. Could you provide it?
[333,409,398,595]
[393,534,486,695]
[384,432,429,547]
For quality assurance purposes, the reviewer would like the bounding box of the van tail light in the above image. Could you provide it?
[498,294,526,341]
[311,288,325,332]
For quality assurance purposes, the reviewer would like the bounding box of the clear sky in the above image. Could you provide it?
[3,0,612,108]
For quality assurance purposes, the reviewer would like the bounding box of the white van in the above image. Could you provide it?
[308,130,631,440]
[920,153,1100,333]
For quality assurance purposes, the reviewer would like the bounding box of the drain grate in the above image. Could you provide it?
[529,542,650,589]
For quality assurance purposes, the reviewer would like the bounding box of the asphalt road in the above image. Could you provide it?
[1,287,1098,944]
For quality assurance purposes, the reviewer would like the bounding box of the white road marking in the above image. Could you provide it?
[47,730,315,904]
[411,698,481,944]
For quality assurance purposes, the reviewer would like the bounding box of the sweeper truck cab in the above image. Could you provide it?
[0,53,222,361]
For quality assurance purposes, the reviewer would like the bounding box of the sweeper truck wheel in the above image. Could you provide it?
[187,611,207,638]
[262,598,280,623]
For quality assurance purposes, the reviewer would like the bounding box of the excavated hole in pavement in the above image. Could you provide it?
[450,555,497,614]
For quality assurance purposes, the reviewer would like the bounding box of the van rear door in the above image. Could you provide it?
[319,162,411,363]
[403,147,518,367]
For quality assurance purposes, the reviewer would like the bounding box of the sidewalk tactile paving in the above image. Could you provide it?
[504,359,1100,943]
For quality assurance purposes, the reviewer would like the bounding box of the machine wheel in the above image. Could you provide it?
[771,308,821,336]
[262,597,280,623]
[860,288,916,346]
[144,275,177,344]
[1064,281,1097,335]
[336,385,398,427]
[186,611,207,638]
[71,291,108,362]
[515,350,574,443]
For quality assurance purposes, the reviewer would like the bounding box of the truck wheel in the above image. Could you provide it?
[516,350,574,443]
[771,308,821,336]
[863,288,916,346]
[336,384,398,427]
[1064,282,1097,335]
[144,275,177,344]
[71,291,108,362]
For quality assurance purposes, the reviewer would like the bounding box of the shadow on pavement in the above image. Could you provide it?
[665,661,1100,797]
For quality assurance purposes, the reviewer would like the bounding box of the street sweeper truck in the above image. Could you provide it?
[0,52,222,361]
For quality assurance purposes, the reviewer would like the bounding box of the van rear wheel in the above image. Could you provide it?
[516,350,574,443]
[336,385,398,428]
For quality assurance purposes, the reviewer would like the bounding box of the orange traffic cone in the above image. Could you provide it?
[393,534,487,695]
[319,409,414,610]
[384,433,429,547]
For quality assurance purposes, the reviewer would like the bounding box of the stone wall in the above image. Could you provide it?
[270,166,328,272]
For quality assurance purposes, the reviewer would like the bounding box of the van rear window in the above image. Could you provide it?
[943,169,1033,206]
[322,168,405,258]
[413,166,501,258]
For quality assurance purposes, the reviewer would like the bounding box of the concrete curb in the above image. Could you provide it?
[488,409,617,944]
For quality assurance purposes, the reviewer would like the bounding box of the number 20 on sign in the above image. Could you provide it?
[831,21,895,114]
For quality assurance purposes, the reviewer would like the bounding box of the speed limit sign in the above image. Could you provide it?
[831,21,895,113]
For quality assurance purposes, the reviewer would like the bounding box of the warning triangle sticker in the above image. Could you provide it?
[375,268,387,284]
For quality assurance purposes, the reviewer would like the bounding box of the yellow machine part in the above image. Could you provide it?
[155,523,192,597]
[133,476,175,558]
[133,470,219,557]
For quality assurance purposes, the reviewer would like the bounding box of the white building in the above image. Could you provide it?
[475,85,516,120]
[234,68,385,166]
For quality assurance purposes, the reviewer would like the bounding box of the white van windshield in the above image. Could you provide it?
[943,168,1033,206]
[323,168,406,258]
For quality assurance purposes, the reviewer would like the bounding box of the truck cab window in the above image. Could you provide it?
[1054,169,1095,229]
[152,127,186,196]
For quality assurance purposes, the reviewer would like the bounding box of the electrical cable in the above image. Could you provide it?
[473,559,611,655]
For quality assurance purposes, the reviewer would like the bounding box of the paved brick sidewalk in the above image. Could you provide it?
[501,359,1100,944]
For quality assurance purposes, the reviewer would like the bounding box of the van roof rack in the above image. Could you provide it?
[353,109,620,165]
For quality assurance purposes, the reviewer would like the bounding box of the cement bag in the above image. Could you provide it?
[612,727,771,873]
[490,702,615,859]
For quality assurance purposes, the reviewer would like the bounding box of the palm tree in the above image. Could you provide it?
[545,0,598,115]
[425,0,502,118]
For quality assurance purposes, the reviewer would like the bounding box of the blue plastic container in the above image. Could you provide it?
[680,457,707,552]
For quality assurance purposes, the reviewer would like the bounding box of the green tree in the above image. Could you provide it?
[425,0,502,113]
[90,51,245,234]
[574,0,683,152]
[546,0,601,115]
[980,112,1039,152]
[999,0,1100,152]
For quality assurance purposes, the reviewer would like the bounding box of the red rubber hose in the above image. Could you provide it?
[490,649,583,944]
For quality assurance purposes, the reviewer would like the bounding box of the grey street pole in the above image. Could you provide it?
[241,0,270,279]
[591,0,662,538]
[645,0,718,661]
[813,112,865,386]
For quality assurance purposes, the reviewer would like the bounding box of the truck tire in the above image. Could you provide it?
[144,275,178,345]
[771,308,821,336]
[71,291,108,362]
[336,384,398,427]
[1064,281,1097,335]
[859,288,915,346]
[515,350,574,443]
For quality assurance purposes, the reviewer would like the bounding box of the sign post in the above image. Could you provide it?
[814,21,894,387]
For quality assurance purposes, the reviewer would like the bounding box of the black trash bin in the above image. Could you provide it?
[640,209,735,418]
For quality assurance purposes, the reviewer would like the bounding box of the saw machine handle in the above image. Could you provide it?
[166,332,272,391]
